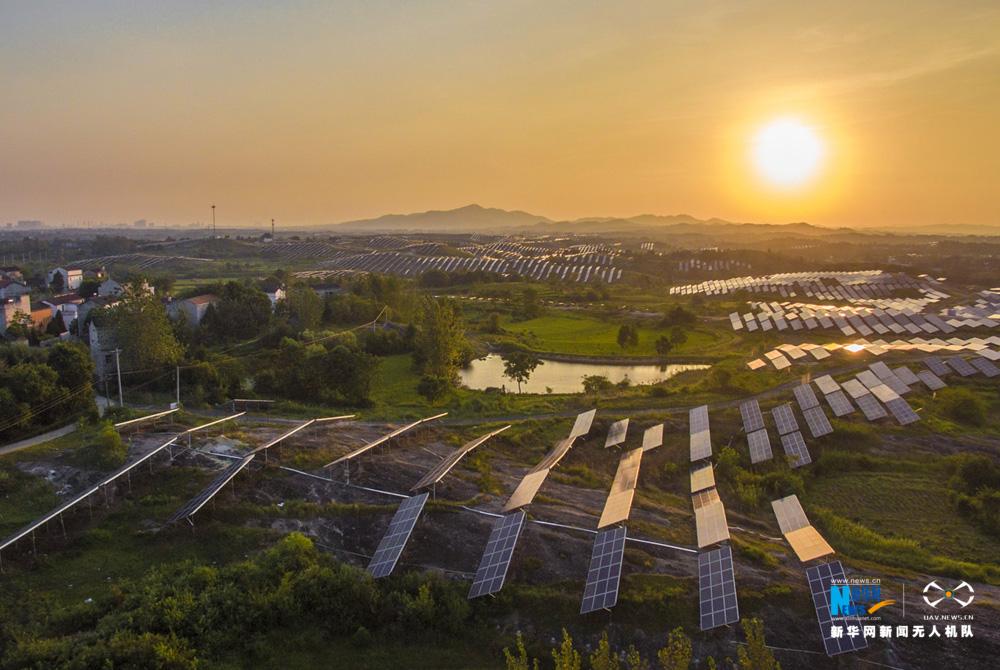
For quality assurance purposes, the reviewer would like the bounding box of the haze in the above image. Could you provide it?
[1,1,998,229]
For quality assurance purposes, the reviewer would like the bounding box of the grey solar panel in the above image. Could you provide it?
[806,562,869,657]
[813,375,840,395]
[924,356,951,376]
[855,393,888,421]
[771,403,799,436]
[946,357,977,377]
[739,399,765,433]
[892,366,921,387]
[580,526,627,614]
[367,493,429,578]
[746,429,773,464]
[698,545,739,631]
[802,406,834,438]
[885,398,920,426]
[916,370,946,390]
[793,385,821,411]
[689,405,710,434]
[823,390,855,417]
[840,379,868,400]
[468,511,526,598]
[856,370,883,390]
[970,357,1000,378]
[780,431,812,468]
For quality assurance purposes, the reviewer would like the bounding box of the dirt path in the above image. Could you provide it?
[0,422,77,457]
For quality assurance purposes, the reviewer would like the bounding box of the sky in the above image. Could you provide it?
[1,0,998,229]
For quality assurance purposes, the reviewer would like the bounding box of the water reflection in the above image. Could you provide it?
[459,354,709,394]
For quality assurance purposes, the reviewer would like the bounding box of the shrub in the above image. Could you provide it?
[938,387,987,426]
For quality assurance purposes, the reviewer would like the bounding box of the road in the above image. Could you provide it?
[0,422,77,457]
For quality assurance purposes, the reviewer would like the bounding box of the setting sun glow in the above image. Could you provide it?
[752,118,826,189]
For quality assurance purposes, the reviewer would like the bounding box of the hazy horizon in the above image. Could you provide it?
[2,1,998,230]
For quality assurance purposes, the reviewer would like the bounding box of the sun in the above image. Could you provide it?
[752,117,825,189]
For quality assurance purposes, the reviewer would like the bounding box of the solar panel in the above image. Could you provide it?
[823,390,855,417]
[893,366,921,387]
[885,398,920,425]
[746,429,773,464]
[604,419,630,448]
[690,462,716,493]
[946,356,977,377]
[840,379,868,400]
[641,424,663,451]
[503,468,551,512]
[468,510,526,599]
[580,526,627,614]
[367,492,429,578]
[813,375,840,395]
[856,370,883,390]
[802,406,833,438]
[689,405,710,433]
[793,385,821,410]
[786,525,835,562]
[970,357,1000,378]
[924,356,951,376]
[693,492,730,548]
[780,431,812,468]
[916,370,946,390]
[570,409,597,438]
[698,546,739,630]
[690,430,712,462]
[739,399,765,433]
[771,403,799,435]
[806,562,870,657]
[599,448,643,528]
[771,494,809,533]
[855,393,888,421]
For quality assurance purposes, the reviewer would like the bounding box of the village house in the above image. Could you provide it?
[166,293,218,326]
[0,295,31,334]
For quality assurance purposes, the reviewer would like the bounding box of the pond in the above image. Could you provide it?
[459,354,709,394]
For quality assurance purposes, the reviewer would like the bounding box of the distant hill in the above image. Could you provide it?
[329,203,995,240]
[333,204,551,232]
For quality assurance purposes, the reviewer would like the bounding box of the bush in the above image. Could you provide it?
[417,375,451,401]
[938,387,987,426]
[94,421,127,468]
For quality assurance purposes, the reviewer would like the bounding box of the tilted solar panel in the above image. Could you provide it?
[780,431,812,468]
[604,418,630,448]
[916,370,946,390]
[885,398,920,425]
[468,511,526,599]
[580,526,627,614]
[689,405,710,434]
[771,403,799,436]
[946,356,977,377]
[855,393,888,421]
[690,430,712,462]
[802,406,834,438]
[746,429,773,464]
[739,399,765,433]
[923,356,951,376]
[892,366,921,387]
[698,546,739,631]
[823,390,855,417]
[813,375,840,395]
[970,357,1000,378]
[806,562,870,657]
[368,492,429,578]
[840,379,868,399]
[793,384,821,411]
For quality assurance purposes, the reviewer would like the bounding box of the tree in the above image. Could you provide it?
[737,618,780,670]
[518,287,543,320]
[414,298,467,384]
[656,628,691,670]
[551,629,581,670]
[48,342,95,398]
[625,646,649,670]
[106,283,183,372]
[94,420,127,468]
[707,367,731,390]
[589,632,621,670]
[582,375,613,394]
[655,336,673,357]
[485,312,503,334]
[284,285,323,331]
[617,324,638,350]
[504,632,540,670]
[78,278,101,299]
[503,351,540,393]
[202,281,272,341]
[669,327,687,347]
[46,310,66,336]
[50,270,64,293]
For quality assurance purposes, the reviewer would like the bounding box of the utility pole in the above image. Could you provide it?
[211,204,216,235]
[271,218,275,237]
[176,365,181,407]
[114,349,123,407]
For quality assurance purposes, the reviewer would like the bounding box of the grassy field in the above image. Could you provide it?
[495,312,732,359]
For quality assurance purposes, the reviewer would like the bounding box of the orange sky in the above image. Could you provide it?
[1,1,998,229]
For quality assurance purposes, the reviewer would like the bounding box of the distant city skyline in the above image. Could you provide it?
[1,1,998,229]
